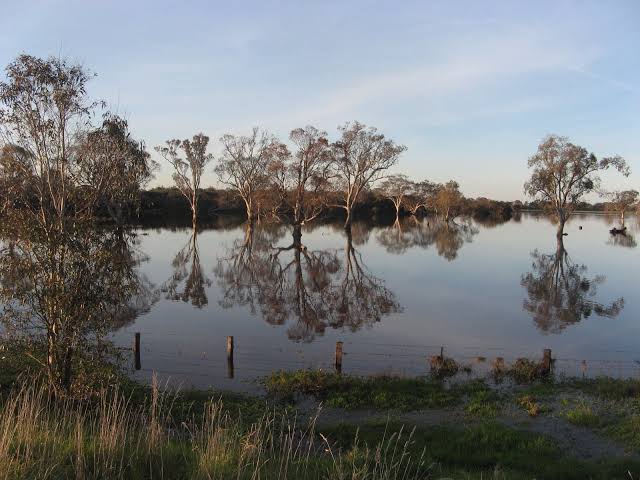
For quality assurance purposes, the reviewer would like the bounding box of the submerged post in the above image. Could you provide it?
[335,341,343,374]
[227,336,234,379]
[134,332,141,371]
[542,349,552,375]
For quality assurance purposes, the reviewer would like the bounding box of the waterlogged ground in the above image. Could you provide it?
[111,212,640,391]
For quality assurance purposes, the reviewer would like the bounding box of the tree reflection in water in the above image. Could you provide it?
[214,222,401,342]
[162,225,211,307]
[607,231,637,249]
[0,216,156,394]
[521,239,624,334]
[376,217,478,261]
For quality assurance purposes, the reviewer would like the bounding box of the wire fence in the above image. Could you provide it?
[119,330,640,389]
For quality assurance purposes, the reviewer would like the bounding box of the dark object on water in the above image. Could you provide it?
[579,226,582,230]
[562,232,568,236]
[610,226,627,235]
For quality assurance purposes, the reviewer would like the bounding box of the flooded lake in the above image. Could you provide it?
[108,212,640,391]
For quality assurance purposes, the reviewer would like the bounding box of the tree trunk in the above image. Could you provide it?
[62,346,73,393]
[556,219,566,242]
[621,210,625,227]
[344,206,352,229]
[395,202,401,222]
[293,224,302,246]
[192,193,198,226]
[244,198,254,223]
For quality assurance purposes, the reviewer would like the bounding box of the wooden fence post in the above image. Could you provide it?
[227,336,234,379]
[134,332,141,371]
[542,349,552,375]
[335,341,343,374]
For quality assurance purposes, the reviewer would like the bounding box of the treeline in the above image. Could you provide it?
[137,186,517,224]
[0,53,635,236]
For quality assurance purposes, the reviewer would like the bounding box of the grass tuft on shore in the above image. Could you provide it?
[264,370,464,411]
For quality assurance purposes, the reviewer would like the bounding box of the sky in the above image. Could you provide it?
[1,0,639,200]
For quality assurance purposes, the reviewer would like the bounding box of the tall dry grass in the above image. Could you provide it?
[0,376,430,480]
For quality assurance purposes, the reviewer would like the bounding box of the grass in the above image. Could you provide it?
[515,394,546,417]
[563,400,601,428]
[607,415,640,451]
[322,421,640,480]
[564,377,640,401]
[3,366,640,478]
[464,387,502,418]
[265,370,463,411]
[0,378,432,480]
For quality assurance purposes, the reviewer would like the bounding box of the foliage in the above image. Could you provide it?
[155,133,213,224]
[215,127,288,221]
[329,121,406,227]
[524,134,629,235]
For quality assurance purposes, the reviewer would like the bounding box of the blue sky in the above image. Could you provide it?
[1,0,638,200]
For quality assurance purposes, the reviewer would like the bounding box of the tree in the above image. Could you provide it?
[378,174,413,220]
[155,133,213,226]
[432,180,464,222]
[330,122,406,229]
[270,126,333,232]
[216,127,289,222]
[524,135,629,241]
[77,114,157,224]
[0,216,154,395]
[605,190,638,227]
[0,54,102,228]
[404,179,438,216]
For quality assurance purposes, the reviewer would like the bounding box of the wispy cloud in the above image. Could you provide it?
[270,26,600,125]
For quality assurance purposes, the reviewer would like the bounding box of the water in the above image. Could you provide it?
[107,212,640,391]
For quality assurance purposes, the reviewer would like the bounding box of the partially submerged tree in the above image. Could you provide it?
[404,179,438,216]
[216,127,289,222]
[270,126,333,233]
[524,135,629,241]
[605,189,638,228]
[155,133,213,226]
[432,180,464,222]
[378,174,413,220]
[330,122,406,229]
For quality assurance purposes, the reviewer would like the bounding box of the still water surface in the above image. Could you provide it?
[113,213,640,391]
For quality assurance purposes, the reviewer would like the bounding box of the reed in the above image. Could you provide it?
[0,379,428,480]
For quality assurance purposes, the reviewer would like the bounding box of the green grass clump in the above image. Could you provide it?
[465,387,503,418]
[563,401,600,428]
[516,394,547,417]
[265,370,459,411]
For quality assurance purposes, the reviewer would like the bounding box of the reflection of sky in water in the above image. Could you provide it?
[112,213,640,390]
